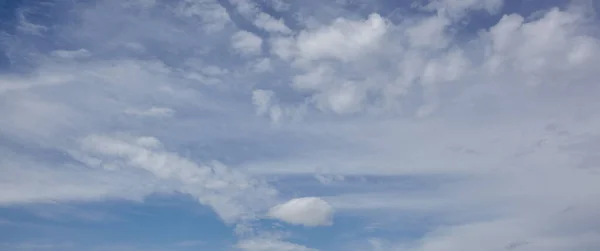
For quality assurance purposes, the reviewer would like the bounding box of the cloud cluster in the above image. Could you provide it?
[259,1,599,120]
[1,0,600,250]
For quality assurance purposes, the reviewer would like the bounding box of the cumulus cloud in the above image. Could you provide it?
[268,197,333,227]
[274,13,388,63]
[2,0,600,250]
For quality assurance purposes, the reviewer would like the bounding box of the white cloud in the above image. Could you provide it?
[481,8,599,85]
[251,58,273,73]
[251,89,286,123]
[252,89,275,116]
[51,49,91,59]
[0,69,75,94]
[270,36,296,61]
[288,13,388,63]
[3,0,600,250]
[173,0,231,32]
[313,82,366,114]
[232,30,263,55]
[236,239,317,251]
[267,197,333,227]
[76,134,277,223]
[264,0,290,12]
[201,65,230,76]
[425,0,504,18]
[0,146,158,205]
[123,107,175,118]
[405,15,450,49]
[16,8,47,36]
[254,13,292,34]
[230,0,261,18]
[228,0,291,34]
[228,0,291,35]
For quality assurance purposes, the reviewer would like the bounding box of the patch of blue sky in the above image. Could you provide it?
[0,195,233,251]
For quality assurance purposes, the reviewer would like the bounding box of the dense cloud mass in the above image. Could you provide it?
[1,0,600,250]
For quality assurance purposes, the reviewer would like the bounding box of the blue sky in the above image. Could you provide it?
[1,0,600,250]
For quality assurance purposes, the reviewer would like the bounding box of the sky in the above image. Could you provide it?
[1,0,600,250]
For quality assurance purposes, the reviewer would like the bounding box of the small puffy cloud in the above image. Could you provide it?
[232,30,263,55]
[268,197,334,227]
